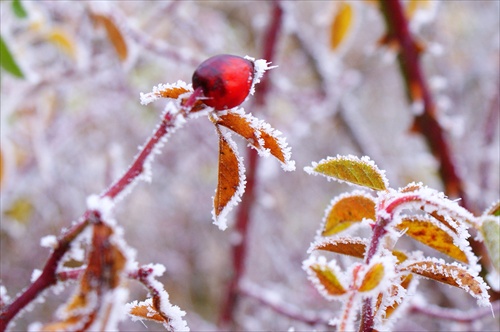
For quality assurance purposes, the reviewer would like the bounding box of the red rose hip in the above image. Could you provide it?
[192,54,254,110]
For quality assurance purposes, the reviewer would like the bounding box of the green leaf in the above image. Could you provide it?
[481,216,500,274]
[12,0,28,19]
[306,155,388,191]
[483,200,500,217]
[0,35,24,78]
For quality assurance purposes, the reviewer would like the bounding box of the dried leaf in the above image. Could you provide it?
[213,127,246,230]
[396,216,469,263]
[215,109,295,171]
[42,223,127,330]
[306,155,388,191]
[359,263,385,292]
[92,13,128,61]
[480,216,500,274]
[330,1,354,50]
[46,28,77,59]
[309,263,347,296]
[401,259,490,306]
[0,35,24,78]
[322,192,376,236]
[128,302,166,323]
[311,237,368,258]
[384,274,413,319]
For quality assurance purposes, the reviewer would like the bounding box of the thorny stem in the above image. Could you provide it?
[218,1,283,328]
[0,108,183,331]
[378,0,468,208]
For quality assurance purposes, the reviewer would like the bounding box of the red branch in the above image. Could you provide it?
[379,0,467,208]
[0,107,184,331]
[217,1,283,328]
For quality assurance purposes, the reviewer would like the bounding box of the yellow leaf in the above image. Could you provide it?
[128,302,166,323]
[310,264,347,296]
[330,1,354,50]
[359,263,384,292]
[322,193,376,236]
[391,250,408,263]
[311,237,367,258]
[405,0,432,20]
[92,13,128,61]
[4,197,33,224]
[308,155,388,191]
[401,260,490,305]
[213,127,245,230]
[396,216,469,263]
[46,28,77,60]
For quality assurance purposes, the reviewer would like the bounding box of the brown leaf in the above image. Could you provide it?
[215,112,260,147]
[92,13,128,61]
[401,259,490,305]
[330,1,354,50]
[128,302,166,323]
[359,263,385,292]
[213,126,245,230]
[307,155,388,191]
[396,216,469,263]
[311,237,367,258]
[322,193,376,236]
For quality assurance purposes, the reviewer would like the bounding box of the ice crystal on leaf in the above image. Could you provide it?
[304,154,493,331]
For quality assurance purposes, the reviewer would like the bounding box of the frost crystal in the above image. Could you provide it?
[86,194,115,221]
[140,80,193,105]
[245,55,277,96]
[40,235,58,249]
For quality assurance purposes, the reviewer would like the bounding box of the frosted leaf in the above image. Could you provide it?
[213,108,295,171]
[212,127,246,231]
[400,257,491,307]
[309,236,368,258]
[303,255,348,299]
[357,253,397,295]
[305,155,389,191]
[244,56,277,96]
[319,191,376,236]
[140,80,193,105]
[479,215,500,275]
[86,194,114,221]
[40,235,58,249]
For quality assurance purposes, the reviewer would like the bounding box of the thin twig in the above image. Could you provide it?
[217,1,284,328]
[410,300,500,324]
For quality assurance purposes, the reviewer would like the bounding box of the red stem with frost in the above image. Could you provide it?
[378,0,467,208]
[0,108,183,331]
[217,1,283,328]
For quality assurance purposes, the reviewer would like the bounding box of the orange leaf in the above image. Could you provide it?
[396,216,469,263]
[322,192,376,236]
[128,302,166,323]
[309,263,347,296]
[213,126,245,230]
[401,259,490,306]
[215,110,295,171]
[311,237,367,258]
[92,13,128,61]
[330,1,354,50]
[306,155,388,191]
[359,263,385,292]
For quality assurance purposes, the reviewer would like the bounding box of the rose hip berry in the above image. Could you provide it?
[192,54,254,110]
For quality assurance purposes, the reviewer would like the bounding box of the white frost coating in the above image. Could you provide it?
[40,235,58,249]
[401,257,491,307]
[244,55,277,96]
[304,154,389,190]
[89,287,130,331]
[140,80,193,105]
[126,264,189,331]
[220,108,295,171]
[357,253,398,296]
[0,285,10,303]
[308,236,369,255]
[86,194,115,221]
[486,271,500,292]
[302,255,348,301]
[212,129,247,231]
[30,269,42,283]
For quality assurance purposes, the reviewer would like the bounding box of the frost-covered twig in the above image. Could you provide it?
[217,1,284,328]
[378,0,467,207]
[410,300,500,324]
[239,280,331,327]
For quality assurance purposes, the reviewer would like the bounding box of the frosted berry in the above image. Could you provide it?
[192,54,254,110]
